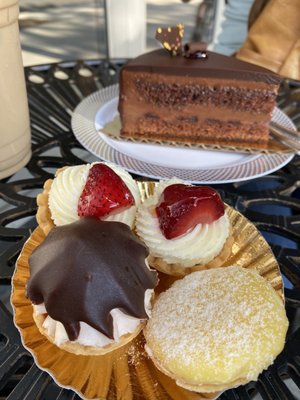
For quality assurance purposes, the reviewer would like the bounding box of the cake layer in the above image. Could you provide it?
[122,102,271,128]
[121,82,271,146]
[120,73,278,115]
[121,121,269,146]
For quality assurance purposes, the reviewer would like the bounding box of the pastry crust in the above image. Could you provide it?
[36,166,68,235]
[147,230,234,277]
[33,311,144,356]
[144,266,288,393]
[36,178,54,236]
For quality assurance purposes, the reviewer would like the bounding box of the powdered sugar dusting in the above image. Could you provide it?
[145,266,288,387]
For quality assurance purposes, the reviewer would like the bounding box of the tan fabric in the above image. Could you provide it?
[236,0,300,80]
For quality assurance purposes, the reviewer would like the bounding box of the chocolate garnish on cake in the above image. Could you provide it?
[184,42,207,59]
[26,218,157,340]
[155,24,207,60]
[155,24,184,56]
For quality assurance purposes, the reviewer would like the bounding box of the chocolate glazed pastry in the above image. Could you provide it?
[26,218,157,342]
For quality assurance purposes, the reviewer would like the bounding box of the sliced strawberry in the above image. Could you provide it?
[156,184,224,239]
[78,164,134,218]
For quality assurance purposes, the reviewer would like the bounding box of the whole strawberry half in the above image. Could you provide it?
[156,184,225,239]
[78,164,135,218]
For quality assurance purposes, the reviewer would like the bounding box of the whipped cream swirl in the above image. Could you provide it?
[48,162,140,228]
[136,178,230,268]
[34,289,153,347]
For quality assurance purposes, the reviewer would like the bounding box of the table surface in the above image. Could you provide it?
[0,60,300,400]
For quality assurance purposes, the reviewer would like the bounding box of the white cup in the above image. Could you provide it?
[0,0,31,179]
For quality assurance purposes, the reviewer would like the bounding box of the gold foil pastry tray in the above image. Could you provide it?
[11,182,284,400]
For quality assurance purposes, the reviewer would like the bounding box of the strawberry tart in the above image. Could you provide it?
[26,217,157,355]
[135,178,232,276]
[36,162,141,235]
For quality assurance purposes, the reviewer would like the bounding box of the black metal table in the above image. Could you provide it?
[0,60,300,400]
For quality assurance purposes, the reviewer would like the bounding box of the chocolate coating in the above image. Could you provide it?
[26,218,157,340]
[120,48,281,84]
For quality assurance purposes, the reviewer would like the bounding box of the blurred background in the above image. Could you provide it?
[19,0,230,66]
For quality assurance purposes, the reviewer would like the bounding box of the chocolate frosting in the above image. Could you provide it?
[26,218,157,341]
[121,48,281,85]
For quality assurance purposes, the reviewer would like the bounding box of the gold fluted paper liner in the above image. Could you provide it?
[11,181,284,399]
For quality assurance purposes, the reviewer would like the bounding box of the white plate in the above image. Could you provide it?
[72,84,295,184]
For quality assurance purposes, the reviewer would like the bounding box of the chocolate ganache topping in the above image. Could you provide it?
[26,218,157,341]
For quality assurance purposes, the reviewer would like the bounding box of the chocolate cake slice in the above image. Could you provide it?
[118,49,281,148]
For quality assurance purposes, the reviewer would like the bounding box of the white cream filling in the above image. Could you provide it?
[34,289,153,347]
[136,178,230,267]
[48,161,140,229]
